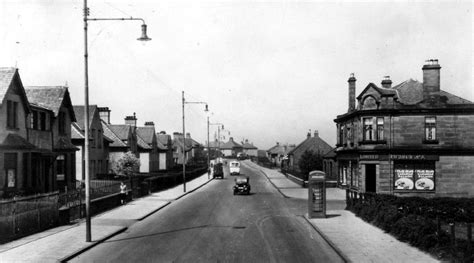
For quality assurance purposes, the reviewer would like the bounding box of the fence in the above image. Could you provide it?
[0,192,59,243]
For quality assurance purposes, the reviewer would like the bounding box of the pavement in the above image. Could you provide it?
[252,162,439,263]
[0,173,213,263]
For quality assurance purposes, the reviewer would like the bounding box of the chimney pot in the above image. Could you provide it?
[314,130,319,137]
[381,76,392,89]
[144,121,154,127]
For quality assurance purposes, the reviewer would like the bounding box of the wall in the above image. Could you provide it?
[437,156,474,197]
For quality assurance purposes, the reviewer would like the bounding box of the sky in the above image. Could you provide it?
[1,0,472,150]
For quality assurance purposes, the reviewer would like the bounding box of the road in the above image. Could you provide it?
[70,160,344,263]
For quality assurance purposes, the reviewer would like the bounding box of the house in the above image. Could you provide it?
[136,122,160,173]
[172,132,203,165]
[72,105,112,181]
[0,68,40,197]
[287,130,333,173]
[322,148,337,182]
[101,111,139,173]
[241,139,258,157]
[25,86,77,192]
[221,137,243,157]
[157,131,174,170]
[334,60,474,197]
[266,142,296,167]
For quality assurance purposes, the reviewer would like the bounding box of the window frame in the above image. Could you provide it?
[6,100,18,129]
[376,117,384,141]
[424,116,438,143]
[363,117,374,141]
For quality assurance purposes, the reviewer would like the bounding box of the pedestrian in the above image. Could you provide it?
[120,181,127,205]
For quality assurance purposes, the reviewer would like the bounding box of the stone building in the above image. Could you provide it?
[334,60,474,197]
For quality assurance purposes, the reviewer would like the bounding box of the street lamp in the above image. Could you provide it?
[83,0,151,242]
[181,91,208,192]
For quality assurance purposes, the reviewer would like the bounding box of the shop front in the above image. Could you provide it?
[391,154,437,193]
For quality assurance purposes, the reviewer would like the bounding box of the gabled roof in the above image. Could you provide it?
[156,133,170,150]
[0,67,30,113]
[136,126,155,145]
[108,125,132,141]
[71,122,85,140]
[73,105,97,130]
[137,133,152,150]
[242,142,258,149]
[323,147,337,159]
[102,121,127,148]
[267,144,295,156]
[287,135,333,156]
[356,83,397,100]
[221,139,242,150]
[25,86,75,121]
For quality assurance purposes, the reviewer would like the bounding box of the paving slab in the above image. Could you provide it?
[269,178,301,188]
[95,199,170,221]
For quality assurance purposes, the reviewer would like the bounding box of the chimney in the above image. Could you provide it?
[98,107,111,124]
[230,137,234,142]
[186,132,191,139]
[381,76,392,89]
[348,73,356,112]
[144,121,154,127]
[125,112,137,128]
[307,129,311,139]
[276,142,280,146]
[314,130,319,137]
[422,59,441,104]
[159,131,166,134]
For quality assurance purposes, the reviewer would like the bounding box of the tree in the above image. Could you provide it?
[114,151,140,177]
[298,150,323,180]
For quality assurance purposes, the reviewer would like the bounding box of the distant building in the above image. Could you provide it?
[157,131,174,170]
[267,142,296,167]
[287,130,333,173]
[72,105,112,181]
[241,139,258,157]
[335,60,474,197]
[322,148,337,182]
[136,122,160,173]
[172,132,202,165]
[221,137,243,157]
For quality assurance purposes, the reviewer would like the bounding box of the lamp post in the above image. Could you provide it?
[181,91,208,192]
[83,0,151,242]
[209,122,224,162]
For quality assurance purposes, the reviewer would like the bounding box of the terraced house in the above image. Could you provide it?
[335,60,474,197]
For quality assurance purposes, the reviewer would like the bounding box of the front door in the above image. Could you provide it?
[365,164,376,192]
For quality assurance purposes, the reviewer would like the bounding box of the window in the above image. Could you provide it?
[363,118,374,141]
[39,112,47,131]
[58,111,66,134]
[5,153,17,188]
[338,125,344,145]
[394,161,435,191]
[31,111,38,130]
[376,117,384,141]
[6,100,18,129]
[56,155,66,181]
[425,117,436,141]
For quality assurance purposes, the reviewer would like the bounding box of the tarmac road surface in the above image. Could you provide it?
[70,160,344,263]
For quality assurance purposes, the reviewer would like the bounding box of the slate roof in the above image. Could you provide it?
[73,105,97,130]
[108,125,131,141]
[0,67,30,112]
[323,148,337,159]
[392,79,473,105]
[25,86,75,120]
[71,122,85,140]
[102,121,127,148]
[242,142,258,149]
[156,133,170,150]
[221,139,242,150]
[137,127,155,145]
[267,144,296,156]
[287,135,333,156]
[137,133,152,150]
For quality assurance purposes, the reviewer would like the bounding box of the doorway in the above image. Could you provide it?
[365,164,376,192]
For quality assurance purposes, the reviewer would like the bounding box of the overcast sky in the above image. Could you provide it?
[1,0,472,150]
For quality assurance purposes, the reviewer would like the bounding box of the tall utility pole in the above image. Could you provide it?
[83,0,150,242]
[207,116,210,179]
[181,91,208,192]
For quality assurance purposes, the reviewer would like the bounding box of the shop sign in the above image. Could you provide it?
[360,154,389,161]
[394,169,414,190]
[390,154,439,161]
[415,170,435,190]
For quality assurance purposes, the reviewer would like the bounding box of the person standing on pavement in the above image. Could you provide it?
[120,181,127,204]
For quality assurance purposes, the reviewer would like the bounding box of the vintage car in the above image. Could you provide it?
[233,176,250,195]
[229,161,240,175]
[213,163,224,179]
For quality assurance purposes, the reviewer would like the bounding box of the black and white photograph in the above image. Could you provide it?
[0,0,473,262]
